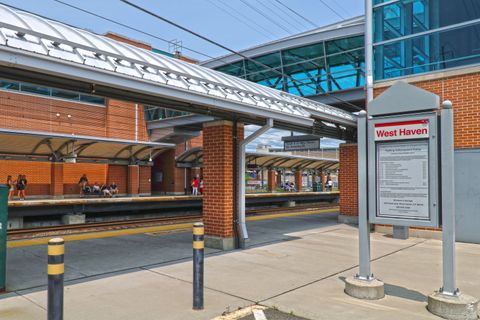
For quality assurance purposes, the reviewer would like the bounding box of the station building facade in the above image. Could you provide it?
[0,33,175,198]
[204,0,480,242]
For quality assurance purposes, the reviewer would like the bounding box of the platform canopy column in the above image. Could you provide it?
[202,120,244,250]
[338,143,358,224]
[50,162,64,199]
[295,170,303,192]
[127,165,139,197]
[267,170,276,192]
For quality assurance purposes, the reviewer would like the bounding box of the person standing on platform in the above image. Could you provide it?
[20,174,27,200]
[191,176,200,195]
[326,174,333,192]
[16,174,23,200]
[6,175,14,201]
[199,176,204,195]
[78,174,88,197]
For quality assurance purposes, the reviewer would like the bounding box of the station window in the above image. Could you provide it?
[0,79,105,106]
[21,83,50,96]
[213,35,365,98]
[51,88,80,100]
[0,80,19,91]
[373,0,480,80]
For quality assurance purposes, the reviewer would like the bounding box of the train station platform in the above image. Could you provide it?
[7,192,339,219]
[2,211,479,320]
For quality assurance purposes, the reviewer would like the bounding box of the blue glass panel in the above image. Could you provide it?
[375,22,480,80]
[326,36,364,55]
[245,52,281,74]
[21,83,50,96]
[214,61,245,77]
[51,88,80,100]
[327,48,365,90]
[282,43,325,65]
[374,0,480,42]
[0,80,19,91]
[79,94,105,105]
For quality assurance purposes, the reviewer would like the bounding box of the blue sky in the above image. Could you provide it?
[1,0,365,150]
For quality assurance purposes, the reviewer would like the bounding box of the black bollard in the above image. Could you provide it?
[192,222,204,310]
[48,238,64,320]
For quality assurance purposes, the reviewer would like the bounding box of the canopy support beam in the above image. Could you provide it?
[237,118,273,248]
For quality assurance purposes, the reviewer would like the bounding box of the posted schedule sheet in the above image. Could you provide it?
[376,140,429,220]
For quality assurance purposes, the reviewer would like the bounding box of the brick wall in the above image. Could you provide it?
[63,163,108,194]
[339,144,358,216]
[104,32,152,51]
[374,71,480,149]
[107,165,128,194]
[0,90,106,137]
[202,121,244,238]
[0,160,51,196]
[106,99,148,141]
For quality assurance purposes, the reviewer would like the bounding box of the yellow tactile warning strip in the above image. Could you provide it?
[7,208,338,248]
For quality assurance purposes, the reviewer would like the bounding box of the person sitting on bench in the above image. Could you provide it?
[92,182,101,194]
[110,182,119,197]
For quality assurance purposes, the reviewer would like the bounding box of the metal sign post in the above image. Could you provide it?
[440,102,456,296]
[344,112,384,300]
[357,111,371,280]
[0,185,6,291]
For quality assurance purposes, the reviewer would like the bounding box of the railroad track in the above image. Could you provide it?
[8,204,338,240]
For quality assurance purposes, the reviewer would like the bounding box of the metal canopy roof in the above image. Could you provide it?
[176,147,338,171]
[0,4,356,132]
[0,128,174,163]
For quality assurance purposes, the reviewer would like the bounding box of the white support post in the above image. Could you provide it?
[237,119,273,248]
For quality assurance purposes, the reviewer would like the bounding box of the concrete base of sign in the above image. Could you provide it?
[338,214,358,225]
[427,292,479,320]
[7,217,23,229]
[61,214,86,225]
[344,276,385,300]
[393,225,409,239]
[375,225,442,240]
[205,236,235,251]
[281,201,296,208]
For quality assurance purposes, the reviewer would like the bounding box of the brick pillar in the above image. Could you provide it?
[275,170,282,187]
[127,165,139,197]
[267,170,276,192]
[50,162,64,198]
[295,170,302,192]
[339,143,358,222]
[203,120,244,250]
[320,171,326,191]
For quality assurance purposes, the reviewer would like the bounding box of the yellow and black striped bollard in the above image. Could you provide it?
[192,222,204,310]
[48,238,64,320]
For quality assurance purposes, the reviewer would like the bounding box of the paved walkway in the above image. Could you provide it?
[1,212,479,319]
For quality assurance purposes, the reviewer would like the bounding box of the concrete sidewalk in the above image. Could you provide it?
[1,213,479,319]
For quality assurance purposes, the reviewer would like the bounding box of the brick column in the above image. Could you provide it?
[276,170,282,188]
[339,143,358,223]
[320,171,326,191]
[50,162,64,198]
[267,170,276,192]
[295,170,302,192]
[127,165,139,197]
[202,120,244,250]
